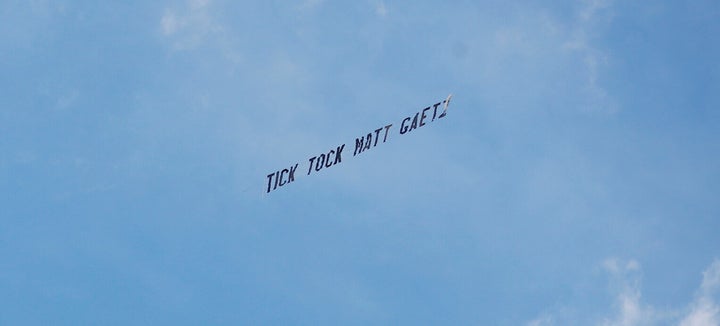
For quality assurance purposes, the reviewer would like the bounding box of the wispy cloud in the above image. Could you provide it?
[579,0,612,23]
[454,0,618,117]
[598,258,662,326]
[563,0,616,113]
[299,0,386,16]
[160,0,222,50]
[527,259,720,326]
[680,260,720,326]
[527,314,555,326]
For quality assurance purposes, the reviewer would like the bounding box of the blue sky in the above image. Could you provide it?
[2,0,720,325]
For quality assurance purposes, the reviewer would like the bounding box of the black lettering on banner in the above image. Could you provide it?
[335,144,345,164]
[325,150,335,168]
[274,171,280,190]
[409,112,419,131]
[265,95,452,194]
[373,128,382,147]
[307,156,316,175]
[266,163,300,193]
[288,164,298,182]
[432,102,441,121]
[383,124,392,142]
[400,117,411,134]
[438,96,451,118]
[280,169,289,186]
[266,173,275,193]
[315,153,326,171]
[363,133,372,151]
[354,137,365,156]
[420,107,430,127]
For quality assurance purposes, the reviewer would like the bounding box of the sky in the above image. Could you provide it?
[1,0,720,325]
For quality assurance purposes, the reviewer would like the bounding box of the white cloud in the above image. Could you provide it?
[599,286,657,326]
[579,0,612,23]
[160,0,222,50]
[160,12,179,35]
[189,0,210,10]
[700,261,720,294]
[603,258,641,274]
[158,0,247,69]
[599,259,660,326]
[680,260,720,326]
[527,314,555,326]
[453,1,618,117]
[681,299,719,326]
[563,0,616,113]
[527,259,720,326]
[54,89,80,111]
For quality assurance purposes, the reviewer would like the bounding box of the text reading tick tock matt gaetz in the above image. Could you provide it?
[265,95,452,194]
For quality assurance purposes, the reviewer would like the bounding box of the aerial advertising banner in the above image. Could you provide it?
[265,94,453,194]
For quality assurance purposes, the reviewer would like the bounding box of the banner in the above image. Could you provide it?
[265,94,453,193]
